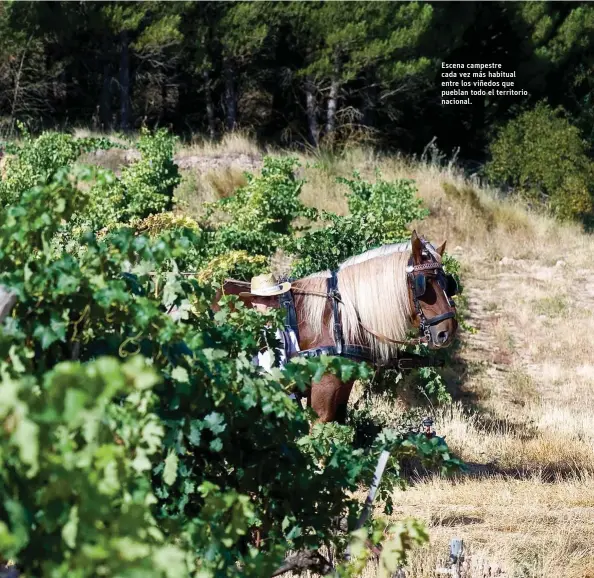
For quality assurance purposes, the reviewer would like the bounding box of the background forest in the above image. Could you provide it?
[0,1,593,160]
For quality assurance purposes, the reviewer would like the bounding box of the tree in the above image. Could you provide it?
[511,3,594,146]
[0,2,53,134]
[485,102,594,221]
[288,2,434,145]
[179,2,224,140]
[217,2,279,132]
[88,2,183,131]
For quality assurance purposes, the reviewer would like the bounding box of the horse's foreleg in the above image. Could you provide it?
[309,375,354,424]
[335,378,354,425]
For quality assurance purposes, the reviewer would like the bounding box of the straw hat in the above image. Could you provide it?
[239,273,291,297]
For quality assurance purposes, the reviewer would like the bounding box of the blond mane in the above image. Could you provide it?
[293,242,413,361]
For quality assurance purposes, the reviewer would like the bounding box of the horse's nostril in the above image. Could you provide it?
[437,331,448,343]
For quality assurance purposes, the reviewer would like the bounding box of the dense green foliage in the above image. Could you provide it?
[0,123,119,206]
[0,130,463,575]
[0,356,184,577]
[1,126,180,245]
[117,128,181,222]
[200,160,431,280]
[485,103,594,220]
[202,157,316,259]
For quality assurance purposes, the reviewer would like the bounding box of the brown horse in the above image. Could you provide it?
[217,231,459,423]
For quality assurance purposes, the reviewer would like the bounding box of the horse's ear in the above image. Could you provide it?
[411,230,422,261]
[436,240,447,256]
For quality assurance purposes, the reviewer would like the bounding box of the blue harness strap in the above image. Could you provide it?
[327,271,343,356]
[279,287,300,344]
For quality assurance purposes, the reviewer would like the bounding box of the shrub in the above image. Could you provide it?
[202,156,317,258]
[117,128,181,222]
[0,356,187,577]
[485,102,594,221]
[288,172,429,277]
[0,123,119,206]
[196,250,268,284]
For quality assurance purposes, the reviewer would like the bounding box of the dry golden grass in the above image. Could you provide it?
[174,167,248,218]
[205,166,248,199]
[177,131,262,158]
[390,474,594,578]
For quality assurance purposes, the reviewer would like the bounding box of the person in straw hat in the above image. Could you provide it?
[239,273,300,376]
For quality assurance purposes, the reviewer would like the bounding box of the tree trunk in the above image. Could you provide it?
[203,69,216,140]
[100,60,113,131]
[224,59,237,132]
[305,76,318,147]
[326,54,340,138]
[362,70,378,128]
[119,30,130,132]
[10,33,33,135]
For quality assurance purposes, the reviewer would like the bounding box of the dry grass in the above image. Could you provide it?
[177,131,262,158]
[174,167,250,219]
[390,474,594,578]
[205,166,248,199]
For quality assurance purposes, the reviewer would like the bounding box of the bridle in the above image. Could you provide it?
[405,238,458,345]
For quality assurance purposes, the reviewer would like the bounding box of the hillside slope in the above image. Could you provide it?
[359,158,594,577]
[185,140,594,578]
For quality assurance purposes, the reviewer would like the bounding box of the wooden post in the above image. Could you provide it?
[436,538,464,576]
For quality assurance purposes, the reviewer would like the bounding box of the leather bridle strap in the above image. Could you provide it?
[406,241,457,339]
[408,261,444,273]
[425,311,456,325]
[327,271,343,355]
[357,320,428,346]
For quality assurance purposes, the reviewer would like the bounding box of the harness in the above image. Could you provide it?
[296,271,373,363]
[285,238,458,369]
[279,288,300,343]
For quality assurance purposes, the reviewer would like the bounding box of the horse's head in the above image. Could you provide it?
[408,230,459,349]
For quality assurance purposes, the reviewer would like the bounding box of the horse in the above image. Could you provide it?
[217,230,459,423]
